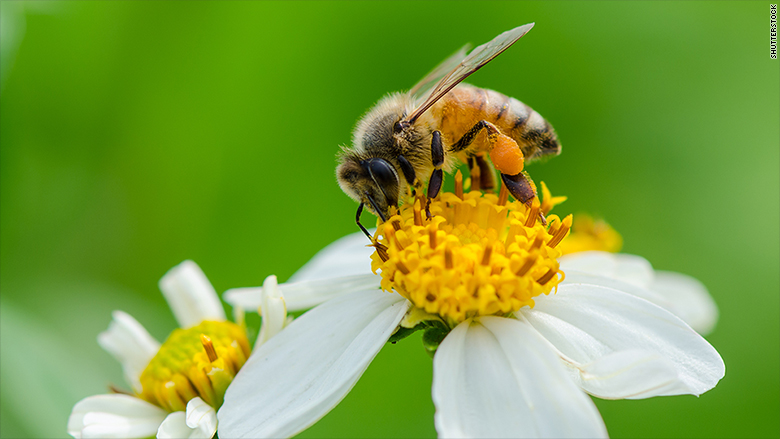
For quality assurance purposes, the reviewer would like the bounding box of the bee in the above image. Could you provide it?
[336,23,561,239]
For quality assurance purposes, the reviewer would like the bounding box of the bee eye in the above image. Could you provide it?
[365,158,399,206]
[366,158,398,187]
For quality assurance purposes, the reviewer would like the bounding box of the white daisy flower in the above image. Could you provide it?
[67,260,287,439]
[219,180,724,438]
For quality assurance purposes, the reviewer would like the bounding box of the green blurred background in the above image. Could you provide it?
[1,1,777,438]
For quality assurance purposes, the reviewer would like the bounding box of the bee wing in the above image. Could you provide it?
[409,44,471,98]
[403,23,534,125]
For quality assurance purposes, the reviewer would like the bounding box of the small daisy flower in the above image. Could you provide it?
[220,178,724,438]
[67,261,286,439]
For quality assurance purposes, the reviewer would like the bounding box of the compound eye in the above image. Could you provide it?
[366,158,399,206]
[367,158,397,186]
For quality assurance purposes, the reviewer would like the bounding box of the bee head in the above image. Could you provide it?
[336,155,400,221]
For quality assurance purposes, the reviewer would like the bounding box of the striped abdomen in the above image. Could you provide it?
[432,84,561,162]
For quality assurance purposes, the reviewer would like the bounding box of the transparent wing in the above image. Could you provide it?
[403,23,535,125]
[409,44,471,99]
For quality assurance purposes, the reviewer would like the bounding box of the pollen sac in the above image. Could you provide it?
[138,321,250,412]
[370,184,571,326]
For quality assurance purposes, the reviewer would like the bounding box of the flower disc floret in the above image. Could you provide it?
[138,320,250,412]
[371,175,571,325]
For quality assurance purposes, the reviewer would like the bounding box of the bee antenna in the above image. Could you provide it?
[356,203,373,241]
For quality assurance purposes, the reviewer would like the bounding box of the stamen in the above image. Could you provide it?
[429,226,437,249]
[498,182,509,206]
[455,170,464,200]
[547,214,573,248]
[200,334,218,362]
[537,269,557,285]
[396,260,411,275]
[413,199,423,226]
[384,224,403,250]
[445,246,453,269]
[416,193,427,211]
[525,202,540,227]
[515,252,538,276]
[373,242,389,262]
[481,244,493,266]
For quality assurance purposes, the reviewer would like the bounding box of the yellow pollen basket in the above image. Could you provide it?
[138,321,250,412]
[371,172,571,326]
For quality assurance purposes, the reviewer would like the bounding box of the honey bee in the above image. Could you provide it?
[336,23,561,239]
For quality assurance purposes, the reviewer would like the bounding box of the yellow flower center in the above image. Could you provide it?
[371,172,571,326]
[138,321,250,412]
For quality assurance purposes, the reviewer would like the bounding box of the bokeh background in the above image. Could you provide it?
[1,1,777,438]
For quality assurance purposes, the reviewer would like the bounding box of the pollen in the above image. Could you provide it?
[138,321,250,412]
[371,172,570,326]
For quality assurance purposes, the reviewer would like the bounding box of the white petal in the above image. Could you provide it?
[185,398,218,438]
[158,260,225,328]
[521,284,724,398]
[156,398,217,439]
[564,271,717,335]
[274,274,380,311]
[559,251,654,288]
[218,289,409,438]
[289,231,376,282]
[256,275,287,344]
[68,394,167,439]
[563,271,670,307]
[224,273,380,312]
[156,412,189,439]
[573,349,685,399]
[650,271,719,335]
[432,316,607,438]
[97,311,160,393]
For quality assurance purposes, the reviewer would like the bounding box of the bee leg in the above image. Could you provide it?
[355,203,373,241]
[426,131,444,219]
[452,121,502,190]
[500,172,546,225]
[450,120,500,153]
[455,119,526,184]
[397,154,420,196]
[474,153,496,190]
[500,172,536,204]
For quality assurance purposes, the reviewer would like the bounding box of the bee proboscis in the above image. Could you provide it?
[336,23,561,239]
